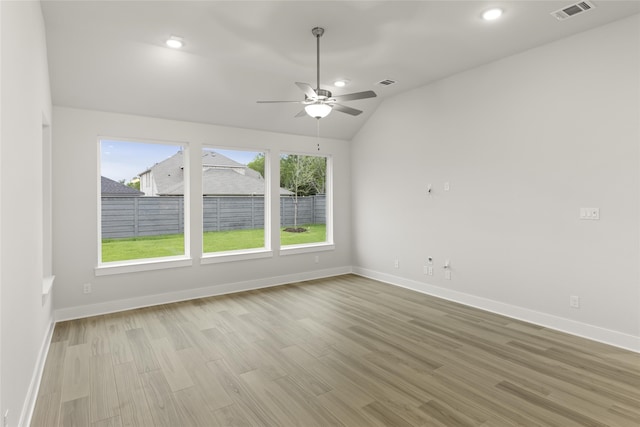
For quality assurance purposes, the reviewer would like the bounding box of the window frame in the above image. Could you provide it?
[200,146,273,264]
[278,151,334,256]
[95,137,192,275]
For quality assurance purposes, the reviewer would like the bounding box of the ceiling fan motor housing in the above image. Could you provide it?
[307,88,332,101]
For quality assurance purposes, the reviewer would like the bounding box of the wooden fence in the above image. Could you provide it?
[101,195,326,239]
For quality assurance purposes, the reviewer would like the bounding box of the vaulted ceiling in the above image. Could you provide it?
[41,1,640,140]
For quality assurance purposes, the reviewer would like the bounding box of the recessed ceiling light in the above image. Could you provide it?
[334,79,350,88]
[166,35,184,49]
[482,8,503,21]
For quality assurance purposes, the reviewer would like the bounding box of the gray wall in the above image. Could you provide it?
[54,106,352,318]
[1,2,55,425]
[350,15,640,347]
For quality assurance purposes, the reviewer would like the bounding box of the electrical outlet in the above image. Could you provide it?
[570,295,580,308]
[83,283,92,294]
[445,270,451,280]
[394,259,399,269]
[579,208,600,220]
[423,266,434,275]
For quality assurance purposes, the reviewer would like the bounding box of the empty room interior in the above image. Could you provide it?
[2,1,640,426]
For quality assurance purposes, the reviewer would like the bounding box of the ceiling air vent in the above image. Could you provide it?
[551,1,596,21]
[376,79,397,86]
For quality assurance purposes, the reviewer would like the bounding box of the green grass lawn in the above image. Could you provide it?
[101,224,326,262]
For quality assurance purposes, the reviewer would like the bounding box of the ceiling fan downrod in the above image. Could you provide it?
[312,27,324,93]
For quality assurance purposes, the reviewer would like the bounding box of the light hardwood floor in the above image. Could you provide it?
[32,274,639,426]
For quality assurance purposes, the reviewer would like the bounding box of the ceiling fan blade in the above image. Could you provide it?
[331,103,362,116]
[295,82,317,99]
[294,110,307,118]
[331,90,377,102]
[257,100,303,104]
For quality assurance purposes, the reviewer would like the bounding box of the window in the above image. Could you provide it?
[279,153,331,248]
[202,148,268,255]
[99,139,187,264]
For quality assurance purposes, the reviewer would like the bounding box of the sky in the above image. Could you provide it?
[100,139,261,182]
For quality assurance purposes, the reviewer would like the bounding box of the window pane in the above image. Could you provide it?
[100,140,185,263]
[202,148,266,253]
[279,154,328,246]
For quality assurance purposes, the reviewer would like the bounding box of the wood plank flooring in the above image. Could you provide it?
[31,274,640,426]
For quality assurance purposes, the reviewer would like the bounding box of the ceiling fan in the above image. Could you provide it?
[257,27,377,119]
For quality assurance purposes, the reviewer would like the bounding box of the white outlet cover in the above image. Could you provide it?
[580,207,600,220]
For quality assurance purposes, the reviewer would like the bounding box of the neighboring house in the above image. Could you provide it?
[139,150,292,196]
[101,176,143,197]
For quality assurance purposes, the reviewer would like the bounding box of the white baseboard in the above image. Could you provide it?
[352,267,640,353]
[55,266,352,322]
[53,264,639,353]
[19,319,55,427]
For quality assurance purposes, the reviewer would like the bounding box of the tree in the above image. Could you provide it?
[247,153,265,178]
[120,178,141,191]
[127,180,140,191]
[280,154,326,229]
[279,155,326,196]
[249,153,325,195]
[248,153,327,229]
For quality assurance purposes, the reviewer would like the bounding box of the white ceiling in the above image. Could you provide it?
[41,1,640,140]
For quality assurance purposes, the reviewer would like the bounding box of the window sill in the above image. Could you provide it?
[201,248,273,264]
[95,256,193,276]
[279,242,335,256]
[42,275,55,296]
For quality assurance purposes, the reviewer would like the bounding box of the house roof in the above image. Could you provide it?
[101,176,143,197]
[202,150,250,169]
[142,150,292,196]
[162,168,292,196]
[140,150,186,195]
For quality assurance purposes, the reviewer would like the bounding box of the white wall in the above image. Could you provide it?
[52,107,352,318]
[0,2,54,425]
[351,15,640,350]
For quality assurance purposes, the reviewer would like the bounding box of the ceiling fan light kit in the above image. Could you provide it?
[305,103,332,119]
[257,27,377,120]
